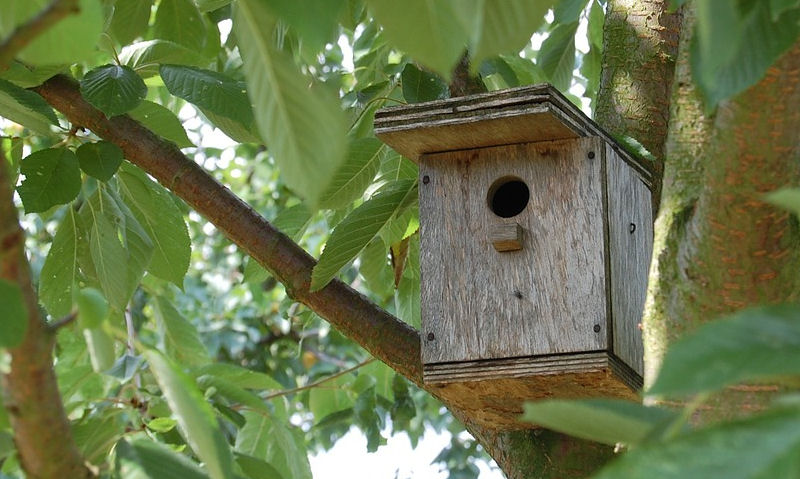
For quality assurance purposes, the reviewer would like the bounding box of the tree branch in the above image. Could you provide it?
[0,0,79,72]
[34,74,424,384]
[0,131,90,478]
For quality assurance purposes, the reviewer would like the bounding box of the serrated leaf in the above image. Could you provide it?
[522,399,676,446]
[88,211,129,310]
[471,0,552,68]
[377,150,417,183]
[153,296,210,367]
[649,305,800,396]
[234,0,348,207]
[0,279,27,348]
[593,409,800,479]
[118,163,190,286]
[273,203,314,239]
[311,179,417,291]
[160,65,255,128]
[72,410,125,464]
[395,273,420,329]
[537,21,579,91]
[261,0,345,51]
[76,141,124,181]
[235,412,312,479]
[39,208,78,318]
[110,0,154,45]
[366,0,473,80]
[145,350,235,479]
[500,54,546,85]
[116,438,209,479]
[120,40,213,78]
[77,287,109,329]
[81,65,147,117]
[318,139,384,209]
[693,2,800,109]
[153,0,207,49]
[117,195,155,300]
[0,0,103,65]
[400,64,448,104]
[129,100,193,148]
[83,327,116,372]
[0,78,58,135]
[358,237,393,298]
[17,148,81,213]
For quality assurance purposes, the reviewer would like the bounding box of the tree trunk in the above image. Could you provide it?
[643,4,800,420]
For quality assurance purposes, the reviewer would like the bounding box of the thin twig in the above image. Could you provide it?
[48,311,77,331]
[261,357,376,401]
[0,0,80,72]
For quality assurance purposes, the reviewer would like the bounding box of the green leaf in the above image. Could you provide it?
[76,141,124,181]
[83,327,117,372]
[153,296,210,367]
[39,208,78,318]
[17,148,81,213]
[144,350,235,479]
[522,399,676,446]
[471,0,552,68]
[77,287,109,329]
[771,0,800,20]
[72,411,125,463]
[129,100,194,148]
[554,0,590,24]
[234,0,348,207]
[262,0,345,51]
[692,2,800,109]
[500,54,546,85]
[395,272,420,329]
[765,188,800,217]
[0,78,59,135]
[196,0,232,12]
[0,62,65,88]
[88,212,129,310]
[358,237,393,298]
[108,354,144,382]
[160,65,255,128]
[366,0,473,80]
[537,21,579,91]
[116,438,209,479]
[235,412,312,479]
[153,0,208,49]
[0,279,27,348]
[649,305,800,396]
[200,108,262,143]
[236,454,285,479]
[110,0,154,45]
[2,136,23,187]
[311,179,417,291]
[273,203,314,240]
[146,417,178,433]
[117,195,155,301]
[197,375,272,414]
[400,64,448,104]
[192,363,283,391]
[120,40,213,78]
[118,163,191,286]
[80,65,147,117]
[593,408,800,479]
[354,387,383,452]
[309,375,354,422]
[587,0,605,49]
[1,0,103,65]
[318,139,384,209]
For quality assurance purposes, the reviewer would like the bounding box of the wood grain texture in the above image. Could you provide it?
[375,84,653,187]
[426,352,640,430]
[491,223,524,252]
[607,144,653,376]
[419,138,608,365]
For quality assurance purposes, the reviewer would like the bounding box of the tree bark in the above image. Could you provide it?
[0,148,91,478]
[643,3,800,419]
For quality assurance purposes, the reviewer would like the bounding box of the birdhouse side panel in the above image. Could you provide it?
[419,138,608,365]
[607,143,653,377]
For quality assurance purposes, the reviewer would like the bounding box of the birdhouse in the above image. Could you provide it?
[374,85,654,428]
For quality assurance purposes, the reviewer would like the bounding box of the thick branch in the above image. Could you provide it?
[35,74,423,384]
[0,0,79,72]
[0,141,90,477]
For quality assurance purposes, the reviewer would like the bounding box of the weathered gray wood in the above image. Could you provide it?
[375,84,654,187]
[607,143,653,377]
[419,137,608,365]
[423,352,609,383]
[491,223,524,252]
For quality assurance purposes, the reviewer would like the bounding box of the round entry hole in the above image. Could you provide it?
[488,177,530,218]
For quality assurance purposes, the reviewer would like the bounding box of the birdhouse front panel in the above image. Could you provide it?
[419,137,608,366]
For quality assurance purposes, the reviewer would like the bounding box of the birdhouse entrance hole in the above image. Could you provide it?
[488,177,529,218]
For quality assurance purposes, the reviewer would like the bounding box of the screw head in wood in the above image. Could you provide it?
[593,324,601,333]
[588,151,595,159]
[427,332,435,341]
[629,223,636,234]
[422,175,430,184]
[513,290,523,299]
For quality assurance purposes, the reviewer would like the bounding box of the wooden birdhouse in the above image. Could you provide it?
[374,85,654,428]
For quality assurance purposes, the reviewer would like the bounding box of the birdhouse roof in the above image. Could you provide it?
[374,84,653,187]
